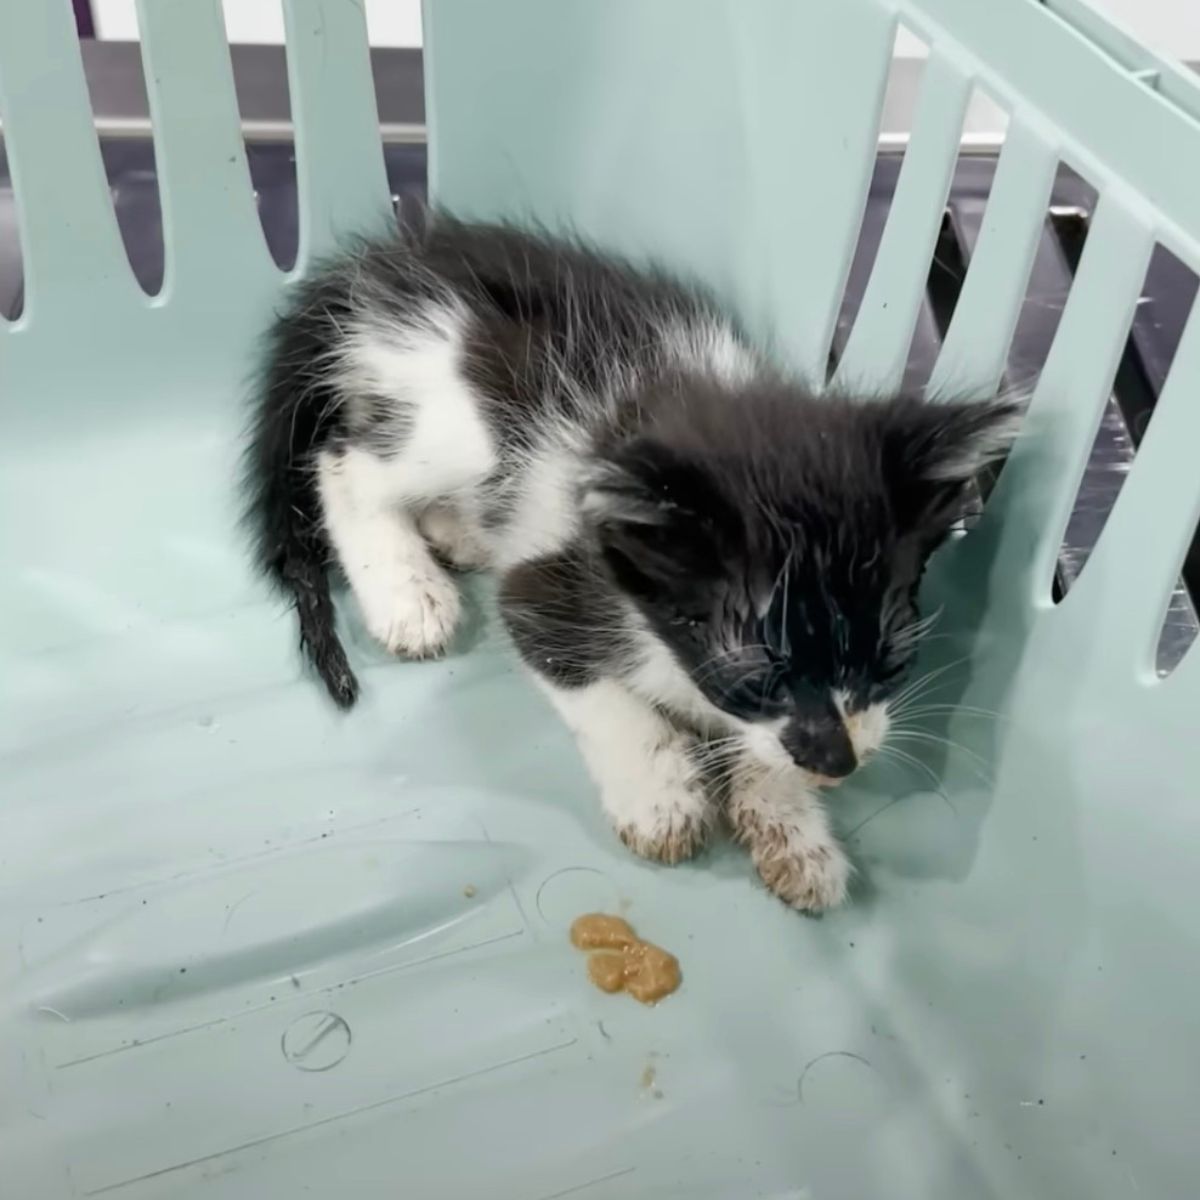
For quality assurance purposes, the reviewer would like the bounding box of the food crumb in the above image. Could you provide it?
[640,1064,657,1090]
[569,914,680,1005]
[463,884,477,898]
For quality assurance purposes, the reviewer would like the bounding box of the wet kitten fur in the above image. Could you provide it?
[245,214,1017,910]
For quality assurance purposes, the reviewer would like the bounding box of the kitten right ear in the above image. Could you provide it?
[882,396,1022,533]
[884,396,1022,487]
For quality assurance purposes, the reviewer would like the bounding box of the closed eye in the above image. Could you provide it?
[716,664,790,715]
[866,659,912,703]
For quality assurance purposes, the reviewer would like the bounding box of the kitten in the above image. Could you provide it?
[244,213,1017,911]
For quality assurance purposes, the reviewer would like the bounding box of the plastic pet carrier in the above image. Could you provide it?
[2,1,1198,1196]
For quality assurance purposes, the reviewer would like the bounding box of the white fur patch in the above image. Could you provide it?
[418,501,491,569]
[623,629,740,741]
[316,448,461,657]
[738,716,794,771]
[536,676,714,863]
[312,302,502,654]
[342,303,496,500]
[660,317,758,385]
[491,440,583,569]
[835,690,890,763]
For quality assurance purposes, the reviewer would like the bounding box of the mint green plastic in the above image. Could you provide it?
[3,1,1198,1196]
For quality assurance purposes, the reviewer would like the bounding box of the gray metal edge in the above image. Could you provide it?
[1,41,426,144]
[4,44,1195,148]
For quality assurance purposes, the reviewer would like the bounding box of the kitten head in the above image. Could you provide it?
[583,382,1019,780]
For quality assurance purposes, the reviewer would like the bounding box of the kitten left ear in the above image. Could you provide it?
[581,438,737,592]
[580,438,726,529]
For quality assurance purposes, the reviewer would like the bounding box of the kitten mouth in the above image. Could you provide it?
[807,773,846,789]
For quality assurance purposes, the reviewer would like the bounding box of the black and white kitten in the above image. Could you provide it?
[245,214,1016,911]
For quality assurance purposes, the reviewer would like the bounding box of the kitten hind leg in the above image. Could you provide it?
[727,756,851,912]
[316,447,460,658]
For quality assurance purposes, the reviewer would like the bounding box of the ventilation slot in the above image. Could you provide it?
[0,139,24,320]
[221,0,298,270]
[830,26,929,378]
[1049,205,1200,673]
[832,67,1013,395]
[80,10,165,297]
[918,96,1019,395]
[364,0,426,227]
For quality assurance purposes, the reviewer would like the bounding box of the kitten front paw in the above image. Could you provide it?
[746,828,851,912]
[616,806,712,865]
[729,779,851,912]
[603,736,714,865]
[362,568,461,658]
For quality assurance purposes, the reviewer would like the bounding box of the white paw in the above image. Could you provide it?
[360,567,461,658]
[615,797,712,865]
[603,735,714,865]
[745,822,851,911]
[728,772,851,912]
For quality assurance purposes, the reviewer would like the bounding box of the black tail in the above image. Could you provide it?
[243,271,360,708]
[280,553,359,709]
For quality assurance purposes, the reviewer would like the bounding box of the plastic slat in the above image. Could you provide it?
[0,2,138,326]
[1067,302,1200,677]
[135,0,272,295]
[724,2,897,379]
[424,0,895,383]
[990,192,1154,595]
[900,0,1200,254]
[926,118,1058,398]
[282,0,393,269]
[833,53,972,394]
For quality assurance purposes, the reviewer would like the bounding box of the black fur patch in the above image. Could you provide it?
[499,548,625,689]
[581,375,1018,758]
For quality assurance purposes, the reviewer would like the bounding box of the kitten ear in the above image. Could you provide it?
[883,396,1022,531]
[581,439,722,526]
[581,439,735,593]
[900,397,1022,484]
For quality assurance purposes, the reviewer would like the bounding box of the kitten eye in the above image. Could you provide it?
[719,667,789,714]
[866,658,911,703]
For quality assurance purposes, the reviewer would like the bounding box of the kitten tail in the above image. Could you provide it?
[242,273,361,709]
[280,551,359,710]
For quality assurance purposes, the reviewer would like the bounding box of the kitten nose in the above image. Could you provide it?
[782,717,858,780]
[801,734,859,782]
[802,738,858,780]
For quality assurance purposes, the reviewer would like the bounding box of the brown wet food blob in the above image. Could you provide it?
[570,913,637,951]
[569,914,681,1005]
